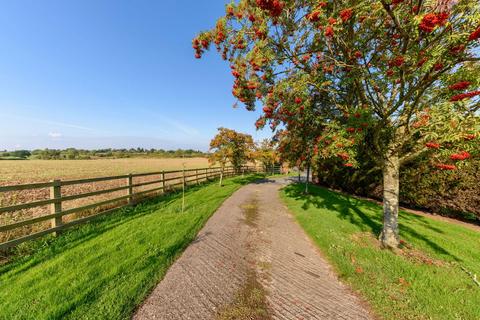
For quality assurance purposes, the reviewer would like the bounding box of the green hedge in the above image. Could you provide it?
[315,157,480,222]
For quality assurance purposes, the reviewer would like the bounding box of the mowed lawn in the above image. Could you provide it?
[281,184,480,320]
[0,158,209,184]
[0,175,260,320]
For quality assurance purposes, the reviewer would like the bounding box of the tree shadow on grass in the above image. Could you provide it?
[399,211,446,235]
[283,183,461,262]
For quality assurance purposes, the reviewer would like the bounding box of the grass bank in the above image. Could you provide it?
[0,175,261,320]
[281,184,480,320]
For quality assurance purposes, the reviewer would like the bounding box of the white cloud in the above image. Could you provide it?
[48,132,63,138]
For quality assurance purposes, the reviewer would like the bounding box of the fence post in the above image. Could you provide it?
[50,179,63,235]
[161,171,165,193]
[206,168,209,181]
[182,168,186,213]
[183,168,186,188]
[126,174,133,206]
[195,169,199,185]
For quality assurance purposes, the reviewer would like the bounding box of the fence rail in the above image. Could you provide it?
[0,165,261,250]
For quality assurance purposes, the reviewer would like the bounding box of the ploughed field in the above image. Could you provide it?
[0,158,209,244]
[0,158,209,184]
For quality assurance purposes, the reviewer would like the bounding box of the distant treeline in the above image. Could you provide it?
[0,148,207,160]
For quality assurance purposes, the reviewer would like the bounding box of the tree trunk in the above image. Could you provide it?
[379,153,400,249]
[305,163,310,194]
[219,163,225,187]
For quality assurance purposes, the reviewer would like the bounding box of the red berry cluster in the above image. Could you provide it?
[215,31,226,45]
[464,134,476,140]
[255,118,266,129]
[435,164,456,170]
[426,142,440,149]
[433,62,443,71]
[450,90,480,102]
[417,57,427,67]
[412,113,430,128]
[450,151,470,161]
[255,0,284,17]
[450,44,465,55]
[324,26,334,37]
[468,27,480,42]
[337,152,350,160]
[262,105,273,115]
[388,56,405,67]
[254,28,267,40]
[306,11,321,22]
[192,39,207,59]
[448,81,471,91]
[246,81,258,90]
[419,12,449,33]
[339,8,353,23]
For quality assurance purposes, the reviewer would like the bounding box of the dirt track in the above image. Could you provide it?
[134,178,372,320]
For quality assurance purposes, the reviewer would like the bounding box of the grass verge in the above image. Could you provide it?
[281,184,480,320]
[0,174,262,320]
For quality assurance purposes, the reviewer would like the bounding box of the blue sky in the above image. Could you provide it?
[0,0,270,151]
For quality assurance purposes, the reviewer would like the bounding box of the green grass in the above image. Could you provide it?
[0,175,262,320]
[281,184,480,320]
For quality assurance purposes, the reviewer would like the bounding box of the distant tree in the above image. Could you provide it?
[209,127,255,183]
[64,148,79,160]
[23,148,208,160]
[255,139,279,173]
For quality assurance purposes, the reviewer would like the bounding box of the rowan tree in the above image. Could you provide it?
[209,127,255,179]
[195,0,480,248]
[275,94,329,191]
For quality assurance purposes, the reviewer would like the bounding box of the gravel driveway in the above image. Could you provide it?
[133,178,372,320]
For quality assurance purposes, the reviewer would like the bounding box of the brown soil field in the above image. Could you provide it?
[0,158,209,184]
[0,158,211,244]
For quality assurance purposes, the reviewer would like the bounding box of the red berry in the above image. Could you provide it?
[426,142,440,149]
[448,81,471,91]
[339,8,353,23]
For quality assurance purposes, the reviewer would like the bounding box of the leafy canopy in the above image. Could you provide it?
[209,127,256,171]
[194,0,480,170]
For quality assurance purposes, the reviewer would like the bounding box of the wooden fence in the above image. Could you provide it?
[0,165,260,250]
